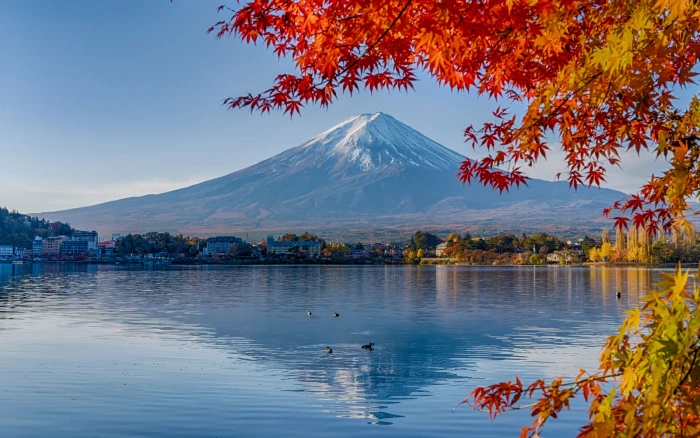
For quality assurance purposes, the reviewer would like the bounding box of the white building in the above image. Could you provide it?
[435,242,449,257]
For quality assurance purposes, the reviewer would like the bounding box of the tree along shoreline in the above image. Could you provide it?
[4,259,698,268]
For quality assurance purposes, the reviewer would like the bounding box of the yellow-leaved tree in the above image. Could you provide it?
[600,242,614,261]
[468,267,700,436]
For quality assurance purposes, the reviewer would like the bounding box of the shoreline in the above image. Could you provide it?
[3,260,697,268]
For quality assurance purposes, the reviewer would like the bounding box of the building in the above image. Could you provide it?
[71,231,99,250]
[60,240,89,256]
[42,237,65,256]
[32,236,43,256]
[546,251,582,264]
[206,236,243,255]
[13,247,25,258]
[68,231,99,257]
[435,242,449,257]
[387,244,403,259]
[266,237,321,257]
[0,245,13,259]
[98,240,116,258]
[111,233,121,242]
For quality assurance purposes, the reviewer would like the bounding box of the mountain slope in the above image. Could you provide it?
[41,113,625,236]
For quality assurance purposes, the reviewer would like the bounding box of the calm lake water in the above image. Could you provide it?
[0,264,662,437]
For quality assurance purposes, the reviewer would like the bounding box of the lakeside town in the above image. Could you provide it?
[3,220,700,266]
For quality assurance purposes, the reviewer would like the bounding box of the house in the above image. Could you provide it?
[547,251,581,263]
[435,242,449,257]
[266,237,321,257]
[206,236,243,255]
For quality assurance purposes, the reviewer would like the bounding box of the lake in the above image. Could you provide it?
[0,264,660,437]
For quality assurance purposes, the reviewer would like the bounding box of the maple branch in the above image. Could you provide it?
[319,0,415,94]
[330,0,414,84]
[338,14,362,22]
[310,9,363,40]
[529,70,604,134]
[516,16,681,149]
[466,372,621,413]
[219,0,414,109]
[494,27,514,46]
[676,344,700,392]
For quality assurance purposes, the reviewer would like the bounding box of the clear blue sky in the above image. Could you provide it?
[0,0,672,213]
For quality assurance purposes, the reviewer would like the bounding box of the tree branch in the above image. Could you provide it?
[676,344,700,392]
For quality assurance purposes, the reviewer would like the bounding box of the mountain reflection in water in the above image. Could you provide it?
[0,264,657,437]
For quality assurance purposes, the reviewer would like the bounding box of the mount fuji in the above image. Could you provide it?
[41,113,624,237]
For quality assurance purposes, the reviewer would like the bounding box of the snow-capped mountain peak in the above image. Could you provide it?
[289,112,465,172]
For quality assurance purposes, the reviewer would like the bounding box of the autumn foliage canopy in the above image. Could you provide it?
[210,0,699,233]
[208,1,700,435]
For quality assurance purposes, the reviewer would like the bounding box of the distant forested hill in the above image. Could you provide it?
[0,207,72,248]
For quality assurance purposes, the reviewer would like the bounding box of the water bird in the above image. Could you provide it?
[616,291,622,299]
[307,311,312,316]
[327,347,333,354]
[333,312,340,317]
[361,343,375,350]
